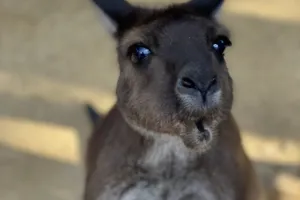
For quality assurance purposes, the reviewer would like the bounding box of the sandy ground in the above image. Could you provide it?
[0,0,299,199]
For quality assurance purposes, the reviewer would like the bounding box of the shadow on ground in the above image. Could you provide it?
[0,144,83,200]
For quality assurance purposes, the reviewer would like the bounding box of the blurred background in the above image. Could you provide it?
[0,0,299,199]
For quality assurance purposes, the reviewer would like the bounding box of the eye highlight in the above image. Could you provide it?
[212,36,232,56]
[127,43,152,65]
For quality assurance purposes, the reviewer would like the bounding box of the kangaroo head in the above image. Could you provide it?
[92,0,233,153]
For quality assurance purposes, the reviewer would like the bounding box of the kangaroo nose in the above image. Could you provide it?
[177,75,218,101]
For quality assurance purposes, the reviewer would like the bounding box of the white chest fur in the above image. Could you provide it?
[98,134,234,200]
[141,134,197,170]
[119,135,218,200]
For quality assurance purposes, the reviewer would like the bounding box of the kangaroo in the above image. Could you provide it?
[84,0,265,200]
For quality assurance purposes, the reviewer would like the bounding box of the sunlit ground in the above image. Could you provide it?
[0,0,299,199]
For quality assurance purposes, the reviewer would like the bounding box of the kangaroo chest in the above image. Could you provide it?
[118,173,234,200]
[98,135,235,200]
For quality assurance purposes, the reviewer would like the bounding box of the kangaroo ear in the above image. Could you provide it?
[91,0,134,35]
[187,0,224,18]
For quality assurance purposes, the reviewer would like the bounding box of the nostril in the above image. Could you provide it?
[210,76,218,87]
[180,77,196,89]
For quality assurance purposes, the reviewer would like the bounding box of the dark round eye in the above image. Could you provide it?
[128,44,152,64]
[212,36,232,55]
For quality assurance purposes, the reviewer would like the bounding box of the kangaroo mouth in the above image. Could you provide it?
[180,118,216,153]
[195,119,211,142]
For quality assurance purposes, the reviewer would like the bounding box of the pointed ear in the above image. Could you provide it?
[91,0,134,35]
[187,0,224,18]
[210,0,224,18]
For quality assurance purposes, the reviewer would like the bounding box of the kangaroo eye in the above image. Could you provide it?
[212,36,232,55]
[128,43,152,65]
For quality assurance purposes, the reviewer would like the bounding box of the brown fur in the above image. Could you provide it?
[84,107,264,200]
[84,1,264,200]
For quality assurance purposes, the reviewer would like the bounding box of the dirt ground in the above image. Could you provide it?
[0,0,299,199]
